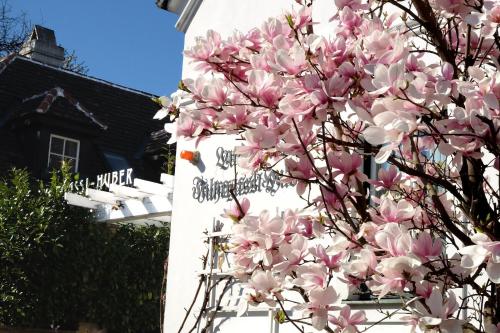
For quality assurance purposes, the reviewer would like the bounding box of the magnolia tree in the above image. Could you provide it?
[157,0,500,332]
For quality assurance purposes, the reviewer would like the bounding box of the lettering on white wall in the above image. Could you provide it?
[192,147,292,203]
[215,146,237,170]
[71,168,134,191]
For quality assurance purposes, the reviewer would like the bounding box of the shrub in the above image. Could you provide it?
[0,168,169,332]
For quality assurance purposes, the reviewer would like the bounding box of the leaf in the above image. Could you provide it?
[285,14,294,29]
[275,309,286,324]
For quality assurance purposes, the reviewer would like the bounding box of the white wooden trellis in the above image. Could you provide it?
[199,222,281,333]
[64,173,174,226]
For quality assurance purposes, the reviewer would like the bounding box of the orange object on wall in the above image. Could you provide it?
[180,150,199,163]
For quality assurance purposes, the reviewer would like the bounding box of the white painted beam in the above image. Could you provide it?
[134,178,171,196]
[65,174,174,226]
[86,188,124,205]
[64,192,101,209]
[109,184,150,199]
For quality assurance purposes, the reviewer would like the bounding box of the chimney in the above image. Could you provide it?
[20,25,65,67]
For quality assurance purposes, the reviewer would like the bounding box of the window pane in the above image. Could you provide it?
[48,154,62,170]
[50,137,64,154]
[65,141,78,158]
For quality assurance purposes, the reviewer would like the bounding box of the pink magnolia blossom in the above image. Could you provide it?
[163,113,203,144]
[460,234,500,283]
[362,103,418,163]
[317,185,348,212]
[411,232,442,262]
[415,280,435,299]
[433,0,470,16]
[278,93,315,116]
[406,289,463,333]
[284,156,316,195]
[230,211,286,270]
[241,270,283,311]
[368,165,402,190]
[258,211,286,250]
[288,5,312,29]
[198,77,228,106]
[278,127,317,155]
[184,29,221,62]
[293,263,329,290]
[487,6,500,24]
[310,244,345,270]
[235,125,278,168]
[154,93,188,122]
[248,270,282,295]
[241,125,278,150]
[231,224,270,271]
[220,106,252,130]
[340,7,362,30]
[294,286,341,330]
[441,62,454,81]
[343,248,377,281]
[261,17,291,42]
[374,223,411,257]
[293,215,324,238]
[364,63,407,96]
[329,151,367,183]
[221,197,250,222]
[274,234,308,274]
[334,0,367,10]
[329,306,366,333]
[274,44,307,75]
[357,222,378,244]
[371,198,416,224]
[369,256,423,298]
[247,70,283,107]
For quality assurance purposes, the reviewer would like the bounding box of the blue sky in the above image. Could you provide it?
[11,0,185,96]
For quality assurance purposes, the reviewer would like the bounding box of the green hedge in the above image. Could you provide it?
[0,169,169,332]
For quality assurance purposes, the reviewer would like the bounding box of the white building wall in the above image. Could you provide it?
[164,1,408,332]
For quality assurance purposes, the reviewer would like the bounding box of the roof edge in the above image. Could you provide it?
[175,0,202,33]
[2,55,158,98]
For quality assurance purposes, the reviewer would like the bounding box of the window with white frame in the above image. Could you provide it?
[47,134,80,173]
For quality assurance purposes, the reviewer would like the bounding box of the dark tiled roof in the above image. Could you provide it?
[19,87,107,129]
[0,55,166,177]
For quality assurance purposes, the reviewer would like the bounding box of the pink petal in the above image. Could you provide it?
[363,126,387,145]
[487,262,500,283]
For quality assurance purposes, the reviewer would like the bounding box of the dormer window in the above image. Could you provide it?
[48,134,80,172]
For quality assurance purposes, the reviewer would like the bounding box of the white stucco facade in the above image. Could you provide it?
[164,1,408,332]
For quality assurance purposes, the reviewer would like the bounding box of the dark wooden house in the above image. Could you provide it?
[0,26,168,184]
